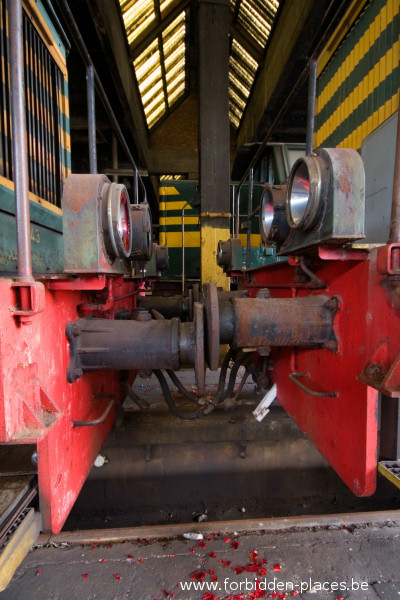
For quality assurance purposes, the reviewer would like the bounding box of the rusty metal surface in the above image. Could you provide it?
[203,283,220,371]
[131,203,152,262]
[62,174,131,274]
[281,148,365,255]
[137,295,189,319]
[66,318,181,382]
[194,302,205,395]
[232,295,338,350]
[240,252,389,497]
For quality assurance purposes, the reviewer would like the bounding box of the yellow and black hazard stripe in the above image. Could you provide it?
[315,0,400,151]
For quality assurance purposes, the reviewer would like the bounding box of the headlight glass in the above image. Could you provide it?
[288,161,311,227]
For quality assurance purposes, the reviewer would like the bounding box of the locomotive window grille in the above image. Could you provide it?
[0,0,67,208]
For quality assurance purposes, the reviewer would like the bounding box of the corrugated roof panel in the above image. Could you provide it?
[237,0,278,47]
[229,38,259,127]
[229,72,250,100]
[231,38,258,72]
[160,0,175,14]
[144,89,165,115]
[121,0,155,46]
[134,39,158,77]
[230,101,243,119]
[146,98,166,127]
[120,0,280,131]
[229,108,241,128]
[166,55,185,85]
[230,56,254,89]
[163,13,186,111]
[230,87,246,111]
[162,11,185,40]
[238,2,268,47]
[137,60,162,96]
[168,80,185,105]
[141,78,164,106]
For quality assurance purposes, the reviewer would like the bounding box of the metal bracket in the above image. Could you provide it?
[377,244,400,275]
[289,372,337,397]
[72,396,115,427]
[318,245,369,261]
[47,276,107,291]
[359,340,400,397]
[10,281,45,319]
[378,461,400,490]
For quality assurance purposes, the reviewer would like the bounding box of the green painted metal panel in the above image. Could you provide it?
[319,67,399,149]
[163,247,201,279]
[316,0,399,149]
[317,11,399,129]
[0,184,63,274]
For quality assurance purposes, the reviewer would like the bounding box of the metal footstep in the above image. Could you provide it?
[378,461,400,490]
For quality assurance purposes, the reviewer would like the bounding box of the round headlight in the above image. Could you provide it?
[103,182,133,260]
[259,184,290,247]
[117,190,131,253]
[286,155,326,232]
[131,202,153,262]
[260,187,274,243]
[287,161,311,226]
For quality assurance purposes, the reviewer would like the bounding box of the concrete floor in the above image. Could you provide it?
[1,512,400,600]
[2,369,400,599]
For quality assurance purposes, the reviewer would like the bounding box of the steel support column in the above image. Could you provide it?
[198,0,230,289]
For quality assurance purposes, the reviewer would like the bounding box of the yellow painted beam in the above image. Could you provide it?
[317,0,369,77]
[160,216,199,226]
[0,508,41,591]
[200,218,230,290]
[159,186,179,195]
[160,231,200,247]
[378,462,400,490]
[239,233,262,247]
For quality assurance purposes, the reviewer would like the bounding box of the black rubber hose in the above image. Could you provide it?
[155,348,242,420]
[166,369,199,404]
[232,368,250,400]
[198,348,241,416]
[222,350,248,400]
[153,369,202,420]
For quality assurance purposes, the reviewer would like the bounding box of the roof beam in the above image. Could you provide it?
[131,0,191,60]
[86,0,149,167]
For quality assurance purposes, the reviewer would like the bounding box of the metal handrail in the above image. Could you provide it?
[54,0,146,203]
[8,0,32,282]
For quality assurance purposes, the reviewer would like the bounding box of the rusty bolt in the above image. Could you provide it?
[74,367,83,379]
[256,288,271,299]
[131,309,152,321]
[256,346,271,356]
[365,363,384,379]
[325,297,339,312]
[71,324,80,337]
